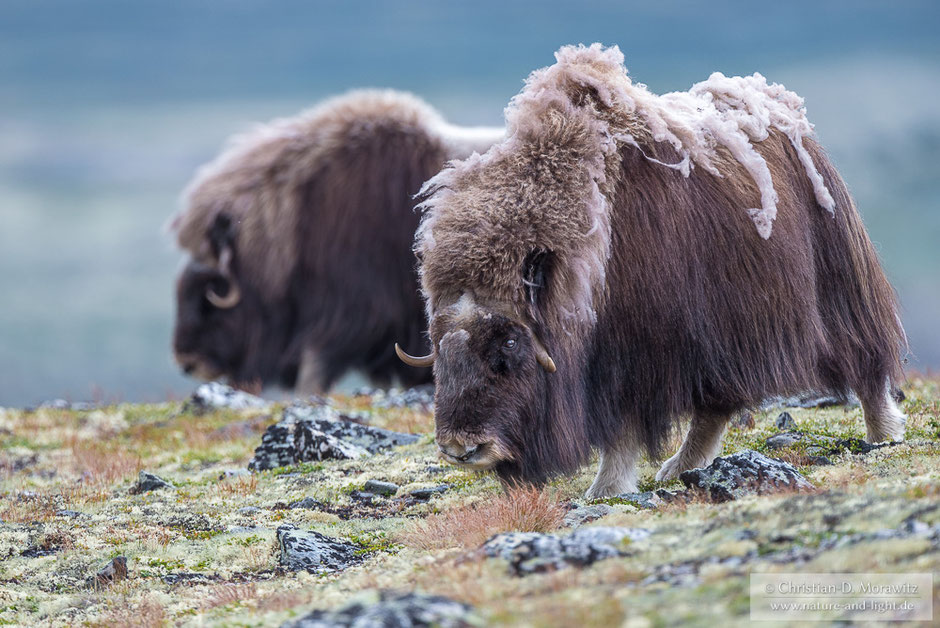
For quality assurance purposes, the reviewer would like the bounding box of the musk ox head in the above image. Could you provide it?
[397,251,589,486]
[172,213,260,389]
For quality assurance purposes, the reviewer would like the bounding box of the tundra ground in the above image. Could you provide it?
[1,377,938,626]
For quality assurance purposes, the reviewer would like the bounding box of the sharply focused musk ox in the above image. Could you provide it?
[395,44,907,498]
[170,90,503,394]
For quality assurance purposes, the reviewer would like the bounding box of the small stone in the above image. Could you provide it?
[409,485,451,501]
[362,480,399,497]
[283,590,477,628]
[94,556,128,588]
[765,432,805,450]
[55,510,86,518]
[289,497,325,510]
[679,450,814,503]
[564,504,614,527]
[775,412,797,431]
[130,471,173,494]
[349,491,375,504]
[238,507,260,515]
[277,525,361,574]
[807,455,832,466]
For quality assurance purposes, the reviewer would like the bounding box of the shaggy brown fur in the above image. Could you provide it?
[413,45,906,495]
[170,90,502,393]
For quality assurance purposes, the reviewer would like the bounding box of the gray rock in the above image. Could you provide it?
[283,590,476,628]
[248,401,419,471]
[763,391,859,409]
[238,507,260,516]
[55,510,86,518]
[363,480,399,496]
[775,412,797,431]
[679,450,814,502]
[354,385,436,411]
[563,504,613,527]
[185,382,269,413]
[482,526,650,576]
[613,489,682,509]
[409,485,451,501]
[277,525,361,574]
[130,471,173,494]
[289,497,325,510]
[765,432,806,450]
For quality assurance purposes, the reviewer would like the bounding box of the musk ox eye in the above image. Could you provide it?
[503,338,517,350]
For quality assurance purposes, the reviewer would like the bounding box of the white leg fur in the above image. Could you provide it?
[585,437,640,499]
[295,347,325,396]
[656,412,728,482]
[861,383,906,443]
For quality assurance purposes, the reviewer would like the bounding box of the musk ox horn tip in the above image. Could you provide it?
[206,283,241,309]
[395,343,435,368]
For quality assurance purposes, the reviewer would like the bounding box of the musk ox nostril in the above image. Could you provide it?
[438,439,482,462]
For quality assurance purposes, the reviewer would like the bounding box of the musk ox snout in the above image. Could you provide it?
[436,434,506,470]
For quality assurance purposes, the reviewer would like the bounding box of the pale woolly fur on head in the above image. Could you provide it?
[170,89,500,299]
[418,43,835,329]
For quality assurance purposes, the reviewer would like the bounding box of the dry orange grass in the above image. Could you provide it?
[69,436,142,486]
[397,485,566,550]
[91,595,165,628]
[215,474,258,499]
[0,490,62,523]
[202,583,258,610]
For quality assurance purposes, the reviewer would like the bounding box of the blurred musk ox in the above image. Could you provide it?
[396,45,907,498]
[170,90,503,394]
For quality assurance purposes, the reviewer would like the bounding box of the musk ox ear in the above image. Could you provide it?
[523,249,555,324]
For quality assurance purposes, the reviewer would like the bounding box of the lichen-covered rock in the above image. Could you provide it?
[184,382,269,412]
[679,450,814,502]
[763,391,858,409]
[249,401,419,471]
[129,471,173,494]
[765,431,888,456]
[613,490,684,510]
[355,385,436,411]
[277,525,361,574]
[563,504,614,527]
[482,526,650,575]
[283,590,477,628]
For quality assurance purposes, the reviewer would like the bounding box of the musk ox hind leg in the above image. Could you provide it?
[585,435,640,499]
[860,382,907,443]
[295,347,326,396]
[655,411,729,482]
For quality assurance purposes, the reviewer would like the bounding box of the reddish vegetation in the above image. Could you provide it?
[398,485,566,550]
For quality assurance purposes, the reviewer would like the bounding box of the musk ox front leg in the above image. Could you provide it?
[860,382,906,443]
[295,347,326,396]
[585,436,640,499]
[655,411,729,482]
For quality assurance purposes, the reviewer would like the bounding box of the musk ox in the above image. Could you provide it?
[395,44,907,498]
[170,90,503,394]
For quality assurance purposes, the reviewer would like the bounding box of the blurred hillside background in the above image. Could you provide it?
[1,0,938,406]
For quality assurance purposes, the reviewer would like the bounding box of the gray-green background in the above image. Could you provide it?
[1,1,938,406]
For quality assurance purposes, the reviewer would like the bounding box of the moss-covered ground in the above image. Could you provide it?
[1,377,938,626]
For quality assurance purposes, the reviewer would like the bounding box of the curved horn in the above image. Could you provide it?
[206,245,242,308]
[395,343,435,368]
[206,281,241,309]
[532,335,557,373]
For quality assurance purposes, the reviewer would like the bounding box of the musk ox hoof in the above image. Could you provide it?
[655,451,710,482]
[585,480,636,501]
